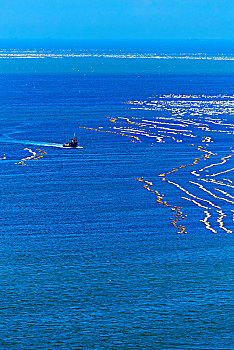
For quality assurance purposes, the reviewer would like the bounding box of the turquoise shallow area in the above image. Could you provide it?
[1,56,234,74]
[0,72,233,349]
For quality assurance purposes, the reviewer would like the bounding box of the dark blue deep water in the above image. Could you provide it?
[0,44,234,349]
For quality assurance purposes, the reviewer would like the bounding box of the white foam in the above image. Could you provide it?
[0,49,234,61]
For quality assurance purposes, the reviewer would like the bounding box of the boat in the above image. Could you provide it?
[63,138,79,148]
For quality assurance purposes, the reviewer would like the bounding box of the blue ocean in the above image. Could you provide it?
[0,40,233,349]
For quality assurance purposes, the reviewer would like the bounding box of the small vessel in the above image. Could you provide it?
[63,138,79,148]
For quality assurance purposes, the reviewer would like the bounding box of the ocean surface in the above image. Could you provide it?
[0,41,233,349]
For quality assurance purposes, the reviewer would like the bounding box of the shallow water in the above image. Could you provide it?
[0,71,233,349]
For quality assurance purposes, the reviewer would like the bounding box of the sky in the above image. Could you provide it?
[0,0,233,41]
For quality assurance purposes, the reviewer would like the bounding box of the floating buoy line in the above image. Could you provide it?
[135,177,187,234]
[80,93,234,234]
[14,148,47,166]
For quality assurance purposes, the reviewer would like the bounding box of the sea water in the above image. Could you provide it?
[0,41,233,349]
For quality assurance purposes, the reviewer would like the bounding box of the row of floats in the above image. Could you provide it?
[134,145,234,234]
[14,148,47,166]
[80,94,234,234]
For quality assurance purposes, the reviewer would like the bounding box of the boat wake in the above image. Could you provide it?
[0,135,83,149]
